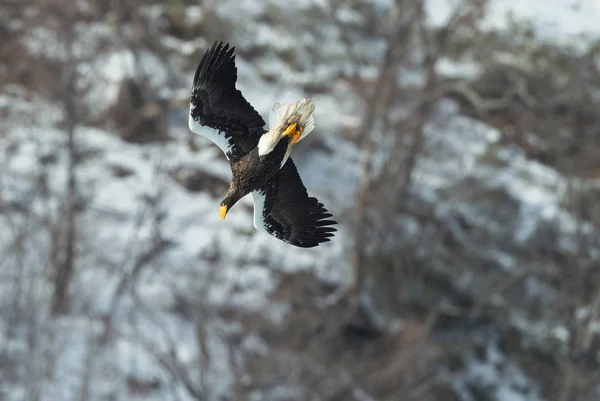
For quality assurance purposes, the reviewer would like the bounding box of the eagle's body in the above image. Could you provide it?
[188,41,337,248]
[229,138,289,194]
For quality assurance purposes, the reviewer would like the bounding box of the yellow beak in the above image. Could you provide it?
[219,205,228,220]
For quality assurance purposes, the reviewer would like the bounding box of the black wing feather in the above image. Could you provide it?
[190,41,266,160]
[259,158,337,248]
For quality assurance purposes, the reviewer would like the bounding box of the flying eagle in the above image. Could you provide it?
[188,41,337,248]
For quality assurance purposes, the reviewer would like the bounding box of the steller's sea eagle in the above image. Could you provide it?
[188,41,337,248]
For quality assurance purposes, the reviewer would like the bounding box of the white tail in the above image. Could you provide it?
[258,98,316,156]
[269,98,315,142]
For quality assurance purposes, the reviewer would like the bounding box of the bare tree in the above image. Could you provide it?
[49,1,83,315]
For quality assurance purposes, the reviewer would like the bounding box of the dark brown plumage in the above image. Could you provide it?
[189,41,337,247]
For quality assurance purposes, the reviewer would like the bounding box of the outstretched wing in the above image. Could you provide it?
[189,41,266,161]
[251,158,337,248]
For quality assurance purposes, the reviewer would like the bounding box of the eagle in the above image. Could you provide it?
[188,41,337,248]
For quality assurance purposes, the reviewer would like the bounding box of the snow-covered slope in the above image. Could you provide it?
[0,91,347,401]
[2,0,600,400]
[427,0,600,44]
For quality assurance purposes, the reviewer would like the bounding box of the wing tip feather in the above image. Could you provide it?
[192,40,237,94]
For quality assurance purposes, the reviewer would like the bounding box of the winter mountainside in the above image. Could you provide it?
[1,0,600,400]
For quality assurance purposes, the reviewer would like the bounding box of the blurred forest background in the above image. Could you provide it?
[2,0,600,400]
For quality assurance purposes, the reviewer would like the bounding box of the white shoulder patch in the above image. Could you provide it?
[251,190,268,232]
[188,110,233,159]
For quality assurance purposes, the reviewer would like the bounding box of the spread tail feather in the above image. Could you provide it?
[259,98,316,156]
[269,98,315,142]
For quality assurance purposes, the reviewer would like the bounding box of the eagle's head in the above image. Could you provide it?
[258,98,315,157]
